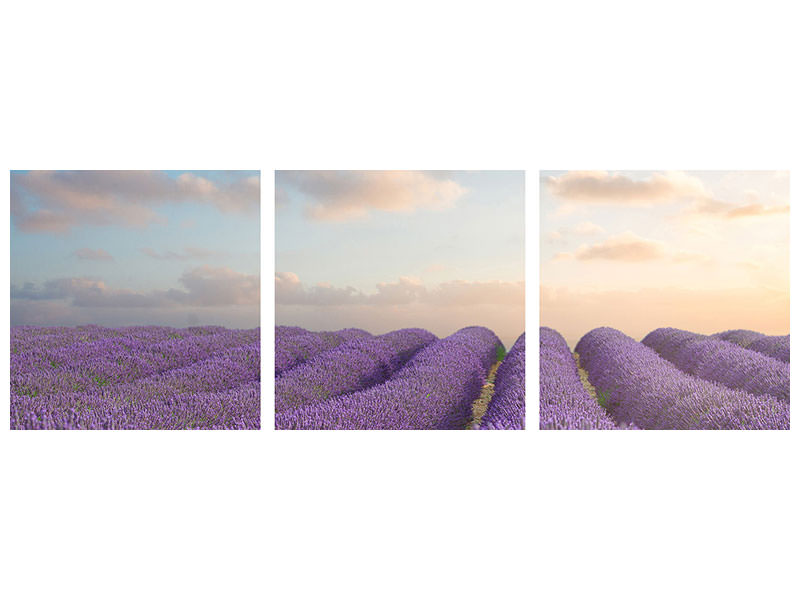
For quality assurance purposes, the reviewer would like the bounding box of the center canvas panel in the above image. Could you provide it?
[274,170,525,430]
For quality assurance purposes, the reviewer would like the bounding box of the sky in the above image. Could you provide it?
[275,171,525,349]
[10,170,260,328]
[540,170,790,349]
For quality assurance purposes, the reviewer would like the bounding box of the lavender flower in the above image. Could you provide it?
[576,327,788,430]
[275,327,370,377]
[747,335,790,364]
[711,329,767,348]
[480,333,525,430]
[642,327,789,404]
[539,327,618,430]
[275,328,436,412]
[11,326,261,430]
[276,326,503,430]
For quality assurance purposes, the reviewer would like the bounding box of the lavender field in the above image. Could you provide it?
[540,326,789,430]
[275,325,525,430]
[10,325,260,430]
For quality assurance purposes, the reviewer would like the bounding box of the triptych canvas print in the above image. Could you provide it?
[8,170,789,430]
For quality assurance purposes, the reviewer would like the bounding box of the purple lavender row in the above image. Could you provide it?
[13,341,258,401]
[10,324,230,355]
[11,381,260,430]
[480,332,525,430]
[12,341,259,423]
[12,329,260,396]
[10,326,261,430]
[745,335,789,364]
[276,326,503,430]
[711,329,766,348]
[275,328,437,413]
[11,324,135,354]
[11,329,260,379]
[642,328,789,404]
[576,327,789,430]
[539,327,618,430]
[12,326,258,372]
[712,329,790,363]
[275,327,371,377]
[111,342,259,396]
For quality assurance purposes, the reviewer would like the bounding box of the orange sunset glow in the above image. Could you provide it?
[540,170,789,348]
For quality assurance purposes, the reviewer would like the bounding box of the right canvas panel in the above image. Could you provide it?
[539,170,790,430]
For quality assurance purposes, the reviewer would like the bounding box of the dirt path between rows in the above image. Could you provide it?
[573,352,602,405]
[468,361,501,429]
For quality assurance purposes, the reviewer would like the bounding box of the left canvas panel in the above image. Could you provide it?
[10,170,261,430]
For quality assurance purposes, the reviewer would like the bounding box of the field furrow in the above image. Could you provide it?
[575,327,788,430]
[275,326,511,430]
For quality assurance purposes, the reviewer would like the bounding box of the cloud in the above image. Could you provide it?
[726,203,789,218]
[11,299,258,329]
[274,271,304,303]
[141,247,217,260]
[11,266,259,309]
[372,277,425,305]
[275,272,366,305]
[170,266,259,307]
[546,171,710,205]
[276,170,466,221]
[275,272,523,308]
[276,275,525,349]
[556,232,712,264]
[689,197,731,216]
[73,247,113,261]
[573,232,666,261]
[545,221,605,244]
[573,221,605,235]
[428,280,524,306]
[546,231,563,243]
[12,278,107,301]
[11,170,259,233]
[684,190,789,220]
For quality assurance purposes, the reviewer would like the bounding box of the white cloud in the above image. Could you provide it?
[573,221,605,235]
[12,266,259,309]
[546,171,710,205]
[276,170,467,221]
[573,232,666,261]
[11,170,259,233]
[275,272,524,307]
[546,221,605,244]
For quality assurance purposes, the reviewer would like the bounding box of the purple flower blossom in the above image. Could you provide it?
[642,327,789,404]
[275,328,437,413]
[711,329,790,363]
[275,327,370,377]
[11,326,261,430]
[276,326,503,430]
[539,327,619,430]
[746,335,790,364]
[575,327,788,430]
[711,329,767,348]
[480,333,525,430]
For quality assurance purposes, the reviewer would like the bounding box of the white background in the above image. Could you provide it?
[1,1,798,599]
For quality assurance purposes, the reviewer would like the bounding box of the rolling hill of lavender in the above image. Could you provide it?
[275,325,525,430]
[11,325,260,430]
[540,326,789,430]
